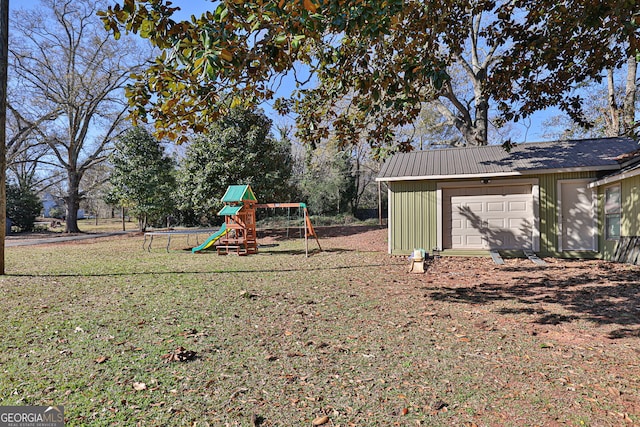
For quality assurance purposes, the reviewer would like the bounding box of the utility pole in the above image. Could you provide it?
[0,0,9,275]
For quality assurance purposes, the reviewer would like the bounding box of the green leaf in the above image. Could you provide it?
[140,19,154,38]
[230,96,242,108]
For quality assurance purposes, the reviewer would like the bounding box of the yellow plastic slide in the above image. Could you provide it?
[191,223,228,253]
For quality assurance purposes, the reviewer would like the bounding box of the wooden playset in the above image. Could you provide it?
[216,185,259,255]
[194,185,321,256]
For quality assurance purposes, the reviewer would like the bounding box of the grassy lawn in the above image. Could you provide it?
[0,231,638,426]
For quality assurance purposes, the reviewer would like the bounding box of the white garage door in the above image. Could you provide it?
[444,186,534,250]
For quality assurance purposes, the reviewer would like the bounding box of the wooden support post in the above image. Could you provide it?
[304,207,308,257]
[378,181,382,226]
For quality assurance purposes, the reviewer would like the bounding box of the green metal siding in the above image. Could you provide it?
[388,171,601,257]
[389,181,437,254]
[598,188,615,260]
[600,174,640,261]
[622,175,640,235]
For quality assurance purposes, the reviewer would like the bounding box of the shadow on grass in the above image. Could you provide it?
[423,263,640,339]
[182,247,347,256]
[6,261,397,278]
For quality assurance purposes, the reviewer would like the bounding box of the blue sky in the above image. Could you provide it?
[15,0,556,144]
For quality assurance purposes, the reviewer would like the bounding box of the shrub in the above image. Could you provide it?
[6,184,43,232]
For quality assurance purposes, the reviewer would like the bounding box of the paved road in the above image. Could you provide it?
[5,231,130,247]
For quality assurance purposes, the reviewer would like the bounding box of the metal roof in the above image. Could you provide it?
[589,157,640,188]
[377,137,639,181]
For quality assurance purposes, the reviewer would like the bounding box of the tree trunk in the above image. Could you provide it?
[606,56,637,137]
[138,215,147,232]
[606,68,621,137]
[623,55,637,135]
[0,0,8,275]
[64,172,82,233]
[473,94,489,146]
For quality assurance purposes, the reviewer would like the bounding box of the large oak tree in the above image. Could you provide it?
[100,0,639,152]
[11,0,149,232]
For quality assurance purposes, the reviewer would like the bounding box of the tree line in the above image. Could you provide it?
[106,107,378,232]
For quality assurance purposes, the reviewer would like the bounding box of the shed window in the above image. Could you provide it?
[604,185,621,240]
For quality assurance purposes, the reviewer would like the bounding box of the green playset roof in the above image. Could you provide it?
[221,185,257,203]
[217,205,243,216]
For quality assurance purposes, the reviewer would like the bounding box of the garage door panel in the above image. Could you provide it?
[487,202,505,212]
[491,233,507,247]
[508,218,527,229]
[487,218,505,228]
[465,235,484,246]
[466,202,484,212]
[447,188,533,250]
[509,201,527,211]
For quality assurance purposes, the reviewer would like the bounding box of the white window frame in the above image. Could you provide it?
[604,184,621,241]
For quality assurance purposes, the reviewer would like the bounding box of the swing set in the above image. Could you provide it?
[192,185,321,257]
[255,202,321,254]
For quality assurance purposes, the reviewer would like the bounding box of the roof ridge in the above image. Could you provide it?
[378,137,638,180]
[409,136,636,154]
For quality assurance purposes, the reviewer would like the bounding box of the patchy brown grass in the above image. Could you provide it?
[0,225,638,426]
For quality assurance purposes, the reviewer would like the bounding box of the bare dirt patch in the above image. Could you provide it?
[309,226,640,423]
[258,224,387,251]
[315,225,640,344]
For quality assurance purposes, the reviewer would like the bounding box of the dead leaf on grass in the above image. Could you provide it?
[608,386,621,397]
[312,415,329,425]
[161,346,197,363]
[240,290,258,299]
[251,413,265,426]
[430,399,448,411]
[95,355,109,364]
[132,382,147,391]
[224,387,249,406]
